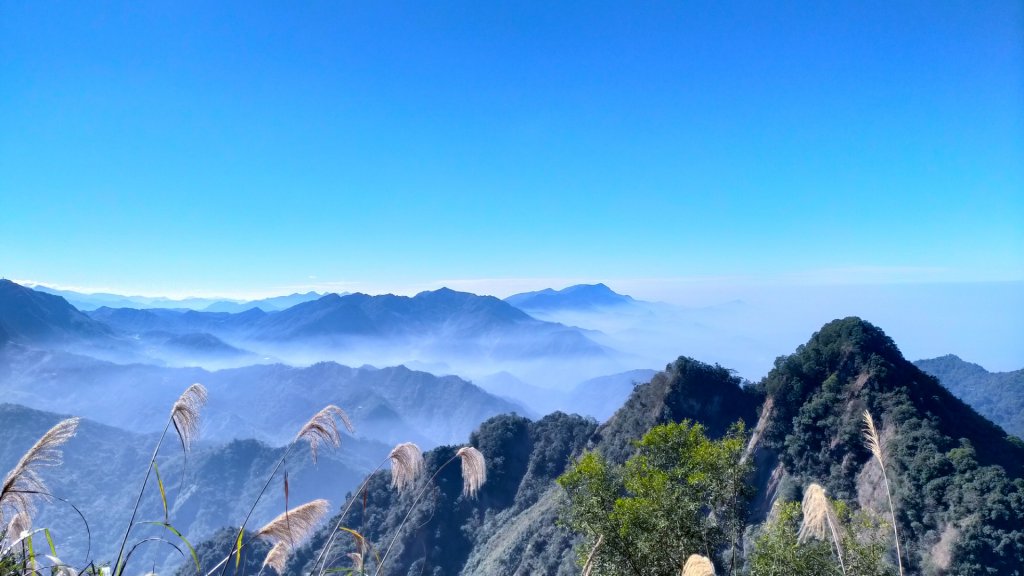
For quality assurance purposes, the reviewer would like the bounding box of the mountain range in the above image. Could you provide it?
[5,278,1024,574]
[26,285,326,312]
[0,343,520,448]
[265,318,1024,576]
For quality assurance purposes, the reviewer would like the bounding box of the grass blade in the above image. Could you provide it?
[141,521,201,575]
[44,528,57,557]
[27,533,36,572]
[234,527,245,571]
[154,461,169,524]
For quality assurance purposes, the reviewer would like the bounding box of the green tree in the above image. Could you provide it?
[747,502,835,576]
[748,500,895,576]
[557,420,751,576]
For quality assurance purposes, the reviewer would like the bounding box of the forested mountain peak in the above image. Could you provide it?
[593,356,760,464]
[753,317,1024,574]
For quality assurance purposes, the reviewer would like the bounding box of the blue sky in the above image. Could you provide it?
[1,1,1022,299]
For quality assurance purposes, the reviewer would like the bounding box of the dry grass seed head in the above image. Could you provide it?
[0,418,80,521]
[798,483,833,543]
[862,410,884,463]
[170,384,208,452]
[296,405,354,463]
[256,499,331,549]
[5,511,31,541]
[388,443,424,494]
[681,554,716,576]
[456,446,486,498]
[261,541,289,575]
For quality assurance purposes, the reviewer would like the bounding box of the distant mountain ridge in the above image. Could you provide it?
[81,287,610,362]
[0,343,520,448]
[915,354,1024,438]
[505,283,635,311]
[203,291,327,313]
[0,279,114,344]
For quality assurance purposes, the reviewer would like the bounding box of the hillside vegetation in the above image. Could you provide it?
[914,354,1024,438]
[261,318,1024,575]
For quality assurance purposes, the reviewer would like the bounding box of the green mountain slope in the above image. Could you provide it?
[914,354,1024,438]
[245,318,1024,576]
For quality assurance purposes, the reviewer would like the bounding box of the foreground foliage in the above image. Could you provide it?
[558,420,750,576]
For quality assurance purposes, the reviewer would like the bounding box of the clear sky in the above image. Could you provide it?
[1,1,1022,300]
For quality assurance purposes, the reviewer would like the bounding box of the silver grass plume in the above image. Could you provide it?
[863,410,904,576]
[388,443,424,494]
[170,384,208,452]
[681,554,715,576]
[798,483,846,576]
[296,405,354,463]
[257,499,331,549]
[261,541,289,575]
[862,410,884,463]
[5,511,30,542]
[0,418,79,523]
[456,447,486,498]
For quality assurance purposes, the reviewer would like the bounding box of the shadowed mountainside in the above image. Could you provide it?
[914,354,1023,438]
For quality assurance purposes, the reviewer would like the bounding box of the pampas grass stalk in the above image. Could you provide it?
[209,405,351,576]
[681,554,715,576]
[862,410,904,576]
[0,417,80,528]
[797,483,845,576]
[113,384,206,576]
[313,443,423,576]
[372,446,486,576]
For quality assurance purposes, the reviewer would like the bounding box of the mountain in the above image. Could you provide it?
[474,368,659,420]
[748,318,1024,574]
[85,288,609,365]
[30,285,226,311]
[272,357,759,576]
[202,291,326,313]
[247,288,609,361]
[505,283,635,311]
[87,306,268,336]
[563,368,659,421]
[0,345,520,448]
[267,318,1024,576]
[0,279,115,344]
[915,354,1024,438]
[0,403,384,573]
